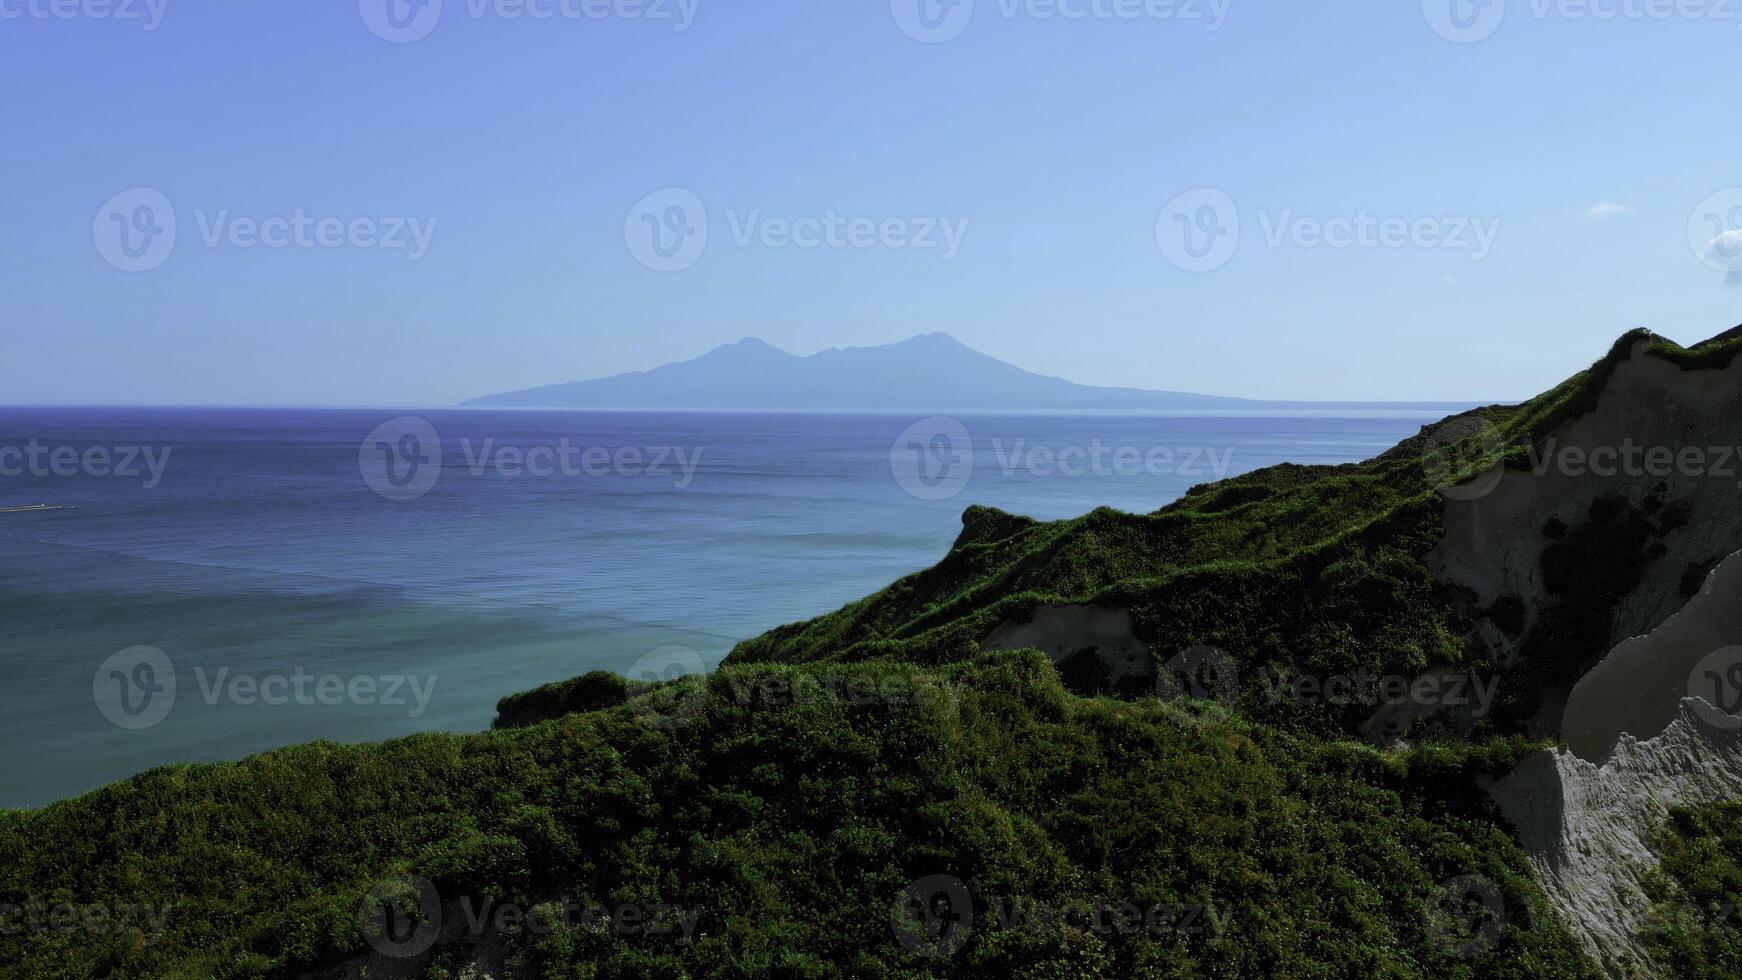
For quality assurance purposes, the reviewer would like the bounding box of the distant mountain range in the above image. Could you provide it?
[463,334,1475,412]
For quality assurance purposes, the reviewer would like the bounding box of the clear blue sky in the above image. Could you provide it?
[3,0,1739,406]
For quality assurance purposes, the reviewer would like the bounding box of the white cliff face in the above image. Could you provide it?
[1431,342,1742,672]
[1563,550,1742,764]
[1456,341,1742,977]
[1492,546,1742,976]
[1489,700,1742,978]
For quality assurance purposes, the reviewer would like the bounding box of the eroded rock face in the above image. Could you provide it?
[1489,700,1742,978]
[1563,550,1742,764]
[1431,341,1742,732]
[981,606,1155,693]
[1443,340,1742,976]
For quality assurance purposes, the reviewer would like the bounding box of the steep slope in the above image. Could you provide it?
[728,330,1742,731]
[1490,698,1742,977]
[723,324,1742,977]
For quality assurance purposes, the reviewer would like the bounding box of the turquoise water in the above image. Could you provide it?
[0,408,1443,808]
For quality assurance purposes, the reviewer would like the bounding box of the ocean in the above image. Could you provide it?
[0,408,1445,809]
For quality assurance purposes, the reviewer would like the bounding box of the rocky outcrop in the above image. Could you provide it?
[1432,340,1742,729]
[1563,549,1742,764]
[1454,338,1742,976]
[1489,700,1742,977]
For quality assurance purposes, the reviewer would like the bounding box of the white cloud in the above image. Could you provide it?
[1585,202,1635,220]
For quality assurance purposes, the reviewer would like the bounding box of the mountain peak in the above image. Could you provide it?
[714,337,786,354]
[894,331,969,348]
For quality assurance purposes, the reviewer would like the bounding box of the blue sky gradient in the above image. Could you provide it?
[2,0,1739,405]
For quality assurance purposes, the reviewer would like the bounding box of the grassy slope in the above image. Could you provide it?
[4,327,1741,978]
[726,328,1742,732]
[1,655,1592,978]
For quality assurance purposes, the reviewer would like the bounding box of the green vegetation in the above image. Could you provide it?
[5,326,1741,976]
[1642,802,1742,977]
[0,654,1594,978]
[731,328,1742,737]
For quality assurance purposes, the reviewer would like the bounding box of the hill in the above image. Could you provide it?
[463,333,1471,412]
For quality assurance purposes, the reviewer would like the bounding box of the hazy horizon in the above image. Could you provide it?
[5,331,1494,409]
[5,3,1741,406]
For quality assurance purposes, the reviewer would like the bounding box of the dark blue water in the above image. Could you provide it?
[0,408,1441,808]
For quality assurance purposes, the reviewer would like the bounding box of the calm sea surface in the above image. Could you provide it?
[0,408,1444,808]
